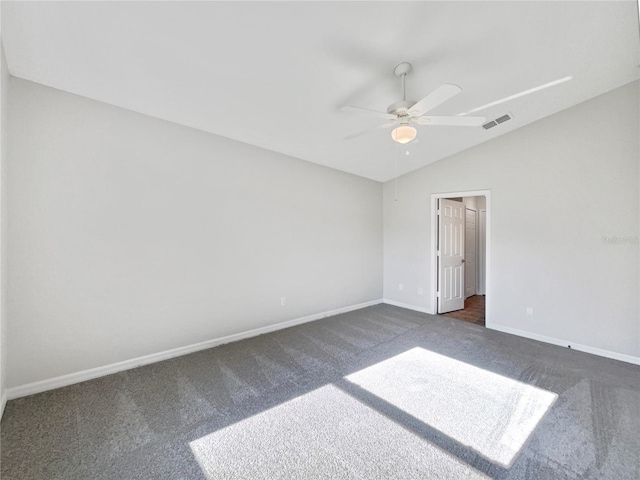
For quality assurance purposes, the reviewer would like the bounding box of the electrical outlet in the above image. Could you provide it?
[398,284,404,291]
[418,287,424,295]
[281,297,286,306]
[526,307,533,316]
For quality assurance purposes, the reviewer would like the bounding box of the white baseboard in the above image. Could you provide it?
[382,299,435,315]
[383,300,639,366]
[0,391,6,420]
[489,324,640,366]
[6,299,384,400]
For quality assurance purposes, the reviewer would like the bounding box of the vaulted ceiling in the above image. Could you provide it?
[2,2,639,181]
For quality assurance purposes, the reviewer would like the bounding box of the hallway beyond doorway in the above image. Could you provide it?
[440,295,485,326]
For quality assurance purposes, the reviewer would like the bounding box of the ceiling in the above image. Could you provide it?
[2,1,639,182]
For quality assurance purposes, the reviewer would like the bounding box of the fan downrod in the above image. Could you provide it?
[389,62,415,114]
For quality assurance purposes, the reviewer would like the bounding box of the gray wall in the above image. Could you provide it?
[383,81,639,359]
[7,78,383,388]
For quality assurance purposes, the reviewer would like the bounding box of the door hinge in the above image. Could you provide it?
[436,290,440,298]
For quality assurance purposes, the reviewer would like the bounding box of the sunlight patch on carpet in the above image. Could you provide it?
[189,384,489,479]
[346,347,557,468]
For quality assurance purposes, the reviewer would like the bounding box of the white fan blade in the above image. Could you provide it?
[414,115,486,127]
[341,105,396,120]
[344,120,397,140]
[408,84,462,116]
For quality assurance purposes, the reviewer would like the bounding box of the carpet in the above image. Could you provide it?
[1,304,639,479]
[346,347,557,468]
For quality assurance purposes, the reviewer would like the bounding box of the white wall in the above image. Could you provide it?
[463,196,477,210]
[7,78,383,389]
[0,41,8,413]
[384,81,639,360]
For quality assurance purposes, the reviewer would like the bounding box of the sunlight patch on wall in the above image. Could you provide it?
[346,347,557,468]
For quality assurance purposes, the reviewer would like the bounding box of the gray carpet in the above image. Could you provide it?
[1,304,639,479]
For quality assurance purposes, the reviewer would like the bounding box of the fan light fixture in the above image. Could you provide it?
[391,124,417,144]
[342,62,486,143]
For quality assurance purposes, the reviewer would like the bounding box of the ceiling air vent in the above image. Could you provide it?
[482,113,513,130]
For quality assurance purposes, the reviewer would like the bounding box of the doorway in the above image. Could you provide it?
[430,191,490,327]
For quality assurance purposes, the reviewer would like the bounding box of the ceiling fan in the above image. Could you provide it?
[343,62,486,144]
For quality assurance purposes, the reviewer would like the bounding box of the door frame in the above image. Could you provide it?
[431,190,491,328]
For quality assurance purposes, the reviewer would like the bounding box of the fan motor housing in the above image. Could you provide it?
[387,100,416,116]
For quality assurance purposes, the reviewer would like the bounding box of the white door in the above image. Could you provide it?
[438,199,465,313]
[465,208,477,298]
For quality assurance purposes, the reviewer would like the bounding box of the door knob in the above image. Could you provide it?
[461,259,466,263]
